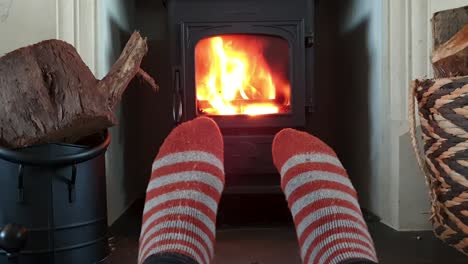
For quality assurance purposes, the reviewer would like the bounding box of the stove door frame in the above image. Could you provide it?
[175,21,307,128]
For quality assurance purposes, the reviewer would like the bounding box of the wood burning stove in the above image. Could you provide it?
[168,0,314,194]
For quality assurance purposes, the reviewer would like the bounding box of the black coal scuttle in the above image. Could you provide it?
[0,132,110,264]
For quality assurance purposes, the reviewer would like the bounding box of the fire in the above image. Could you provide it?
[195,34,290,116]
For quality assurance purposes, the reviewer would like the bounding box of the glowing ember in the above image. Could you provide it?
[195,34,290,116]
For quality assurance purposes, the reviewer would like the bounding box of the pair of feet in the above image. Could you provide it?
[138,117,378,264]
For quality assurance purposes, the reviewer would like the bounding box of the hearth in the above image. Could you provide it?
[168,0,314,193]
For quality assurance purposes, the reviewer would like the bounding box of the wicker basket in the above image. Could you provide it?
[410,77,468,255]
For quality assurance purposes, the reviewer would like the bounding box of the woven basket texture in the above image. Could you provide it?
[411,77,468,256]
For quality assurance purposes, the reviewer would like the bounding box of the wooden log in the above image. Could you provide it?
[432,25,468,78]
[0,32,157,148]
[197,99,280,108]
[432,6,468,51]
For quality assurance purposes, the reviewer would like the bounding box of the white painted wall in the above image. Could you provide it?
[380,0,468,230]
[431,0,468,14]
[96,0,137,224]
[383,0,432,231]
[336,0,393,227]
[338,0,419,230]
[0,0,56,55]
[0,0,96,72]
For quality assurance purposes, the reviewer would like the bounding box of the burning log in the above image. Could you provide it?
[0,32,158,148]
[432,25,468,78]
[197,99,289,116]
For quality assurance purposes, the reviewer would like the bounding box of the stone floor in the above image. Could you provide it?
[104,200,467,264]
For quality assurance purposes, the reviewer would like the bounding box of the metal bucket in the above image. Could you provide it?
[0,132,111,264]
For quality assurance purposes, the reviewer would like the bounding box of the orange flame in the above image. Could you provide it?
[195,35,290,116]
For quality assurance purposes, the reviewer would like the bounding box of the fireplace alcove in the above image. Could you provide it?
[128,0,373,226]
[40,0,437,243]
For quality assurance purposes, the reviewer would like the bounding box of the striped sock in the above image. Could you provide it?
[272,129,378,264]
[138,117,224,264]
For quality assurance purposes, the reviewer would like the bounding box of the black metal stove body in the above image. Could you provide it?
[168,0,314,193]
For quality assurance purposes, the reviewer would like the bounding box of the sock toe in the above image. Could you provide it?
[157,117,223,162]
[272,128,337,170]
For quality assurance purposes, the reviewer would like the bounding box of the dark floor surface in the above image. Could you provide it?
[103,200,467,264]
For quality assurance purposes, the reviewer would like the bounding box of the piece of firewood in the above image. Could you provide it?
[432,25,468,78]
[0,32,157,148]
[432,6,468,51]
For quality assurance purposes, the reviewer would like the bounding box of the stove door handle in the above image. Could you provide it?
[173,69,183,124]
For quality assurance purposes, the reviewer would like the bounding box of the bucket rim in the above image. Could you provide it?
[0,131,111,166]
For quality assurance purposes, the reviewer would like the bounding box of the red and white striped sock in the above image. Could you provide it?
[138,117,224,264]
[272,129,378,264]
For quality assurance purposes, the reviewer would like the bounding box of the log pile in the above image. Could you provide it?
[0,32,157,148]
[432,25,468,78]
[410,6,468,256]
[432,6,468,78]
